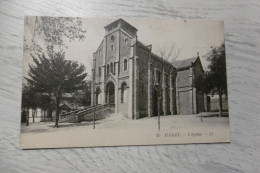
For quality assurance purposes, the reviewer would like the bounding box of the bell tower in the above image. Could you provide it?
[104,18,137,37]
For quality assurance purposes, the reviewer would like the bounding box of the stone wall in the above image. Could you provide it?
[193,58,205,113]
[119,31,131,77]
[137,44,149,118]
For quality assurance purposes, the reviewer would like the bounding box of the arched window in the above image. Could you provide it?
[171,76,174,87]
[95,87,101,105]
[124,37,128,45]
[110,35,115,42]
[157,70,161,83]
[107,64,109,75]
[121,83,128,103]
[110,62,113,73]
[124,59,127,71]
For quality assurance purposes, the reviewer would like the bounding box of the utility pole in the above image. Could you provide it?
[92,65,101,129]
[92,66,96,129]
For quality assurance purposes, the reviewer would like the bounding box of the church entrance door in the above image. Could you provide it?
[106,81,115,104]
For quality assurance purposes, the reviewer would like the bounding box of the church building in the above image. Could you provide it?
[91,19,205,119]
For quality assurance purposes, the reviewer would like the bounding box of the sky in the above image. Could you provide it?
[23,17,224,82]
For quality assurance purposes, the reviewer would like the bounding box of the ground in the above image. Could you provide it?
[20,113,230,149]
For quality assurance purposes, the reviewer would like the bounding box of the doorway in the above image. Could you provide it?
[106,81,115,104]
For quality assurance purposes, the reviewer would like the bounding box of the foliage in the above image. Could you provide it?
[205,43,227,116]
[206,43,227,95]
[31,17,86,49]
[194,73,211,95]
[24,16,87,62]
[22,84,40,125]
[26,51,87,127]
[70,81,92,108]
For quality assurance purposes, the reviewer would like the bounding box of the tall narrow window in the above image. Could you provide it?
[110,62,113,73]
[121,83,127,103]
[111,44,114,51]
[124,59,127,71]
[124,37,128,45]
[107,64,109,75]
[114,62,116,73]
[155,70,161,85]
[98,67,101,77]
[157,71,161,83]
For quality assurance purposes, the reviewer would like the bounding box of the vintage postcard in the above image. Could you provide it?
[20,17,230,149]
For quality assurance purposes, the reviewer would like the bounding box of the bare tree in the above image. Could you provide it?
[156,42,182,64]
[139,42,182,130]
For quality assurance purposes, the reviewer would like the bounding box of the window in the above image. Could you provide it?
[99,50,101,56]
[124,59,127,71]
[155,70,161,84]
[111,45,114,51]
[107,64,109,75]
[171,76,174,87]
[124,37,128,45]
[157,71,161,83]
[110,35,115,42]
[98,67,101,77]
[121,83,127,103]
[110,62,113,73]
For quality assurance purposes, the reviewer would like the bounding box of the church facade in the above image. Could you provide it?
[91,19,205,119]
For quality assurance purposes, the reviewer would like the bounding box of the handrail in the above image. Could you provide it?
[60,105,96,116]
[59,103,115,121]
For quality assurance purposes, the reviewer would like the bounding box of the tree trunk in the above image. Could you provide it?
[158,97,161,131]
[32,109,35,123]
[219,89,223,117]
[49,110,53,121]
[43,110,45,122]
[26,110,29,126]
[55,96,60,128]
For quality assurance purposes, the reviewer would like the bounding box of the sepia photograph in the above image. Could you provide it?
[20,17,230,149]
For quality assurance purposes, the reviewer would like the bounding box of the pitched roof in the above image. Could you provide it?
[173,57,198,69]
[136,41,173,67]
[104,18,138,31]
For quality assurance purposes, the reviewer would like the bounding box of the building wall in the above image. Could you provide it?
[176,68,193,115]
[176,58,205,115]
[136,44,149,118]
[92,20,178,119]
[94,41,104,82]
[193,58,205,113]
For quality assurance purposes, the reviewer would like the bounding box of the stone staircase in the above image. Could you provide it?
[59,103,115,123]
